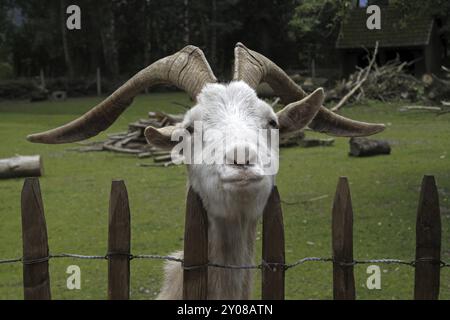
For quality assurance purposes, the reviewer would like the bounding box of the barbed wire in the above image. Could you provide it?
[0,253,449,270]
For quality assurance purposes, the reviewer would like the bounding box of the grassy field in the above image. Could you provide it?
[0,93,449,300]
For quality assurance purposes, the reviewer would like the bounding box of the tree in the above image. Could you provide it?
[289,0,450,70]
[391,0,450,56]
[289,0,351,68]
[0,1,13,61]
[183,0,190,45]
[60,0,74,78]
[98,1,120,78]
[2,0,300,80]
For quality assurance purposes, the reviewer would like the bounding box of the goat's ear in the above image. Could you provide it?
[144,126,177,149]
[276,88,324,135]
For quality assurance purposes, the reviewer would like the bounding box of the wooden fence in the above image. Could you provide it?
[16,175,442,300]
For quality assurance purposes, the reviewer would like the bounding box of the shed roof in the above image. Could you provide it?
[336,7,435,49]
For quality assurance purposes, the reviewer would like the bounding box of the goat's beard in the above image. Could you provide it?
[187,164,274,221]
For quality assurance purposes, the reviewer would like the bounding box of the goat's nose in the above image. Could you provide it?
[225,144,257,166]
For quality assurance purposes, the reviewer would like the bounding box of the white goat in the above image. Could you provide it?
[27,43,385,300]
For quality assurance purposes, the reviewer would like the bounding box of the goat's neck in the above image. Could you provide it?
[198,187,272,299]
[202,188,270,264]
[208,210,258,265]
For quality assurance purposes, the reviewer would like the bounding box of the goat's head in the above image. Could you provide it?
[27,43,385,203]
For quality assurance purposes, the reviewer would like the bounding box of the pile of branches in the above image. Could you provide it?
[328,42,450,112]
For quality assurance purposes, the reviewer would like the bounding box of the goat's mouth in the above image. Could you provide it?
[221,172,264,185]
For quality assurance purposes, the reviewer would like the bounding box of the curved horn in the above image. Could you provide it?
[233,42,385,137]
[27,46,217,144]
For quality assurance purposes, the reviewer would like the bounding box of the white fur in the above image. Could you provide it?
[157,81,277,299]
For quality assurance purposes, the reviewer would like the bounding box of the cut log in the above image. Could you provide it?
[0,155,43,179]
[137,152,153,159]
[138,161,175,167]
[280,130,334,148]
[298,138,335,148]
[349,138,391,157]
[153,155,172,163]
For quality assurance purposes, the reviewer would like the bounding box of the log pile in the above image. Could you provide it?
[70,111,182,167]
[328,43,450,110]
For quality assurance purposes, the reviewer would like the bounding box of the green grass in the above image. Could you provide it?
[0,94,449,300]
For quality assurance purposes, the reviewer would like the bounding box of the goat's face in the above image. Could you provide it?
[183,81,278,195]
[144,81,326,203]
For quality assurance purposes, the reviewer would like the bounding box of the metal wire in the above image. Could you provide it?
[1,253,449,270]
[0,257,22,265]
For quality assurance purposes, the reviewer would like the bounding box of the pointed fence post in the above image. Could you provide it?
[183,188,208,300]
[414,175,441,300]
[332,177,355,300]
[108,180,131,300]
[21,177,51,300]
[262,186,285,300]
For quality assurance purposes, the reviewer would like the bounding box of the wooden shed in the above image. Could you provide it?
[336,6,444,77]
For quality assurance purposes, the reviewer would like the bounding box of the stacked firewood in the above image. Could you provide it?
[70,111,183,167]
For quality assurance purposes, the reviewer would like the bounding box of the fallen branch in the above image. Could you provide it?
[331,41,379,112]
[399,106,442,112]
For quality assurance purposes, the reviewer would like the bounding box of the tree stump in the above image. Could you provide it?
[0,155,43,179]
[50,91,67,101]
[349,138,391,157]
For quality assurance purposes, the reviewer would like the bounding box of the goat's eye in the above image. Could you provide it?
[186,125,194,133]
[268,119,278,128]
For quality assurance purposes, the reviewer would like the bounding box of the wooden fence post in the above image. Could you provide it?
[414,175,441,300]
[332,177,355,300]
[183,188,208,300]
[262,186,285,300]
[108,180,131,300]
[21,177,51,300]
